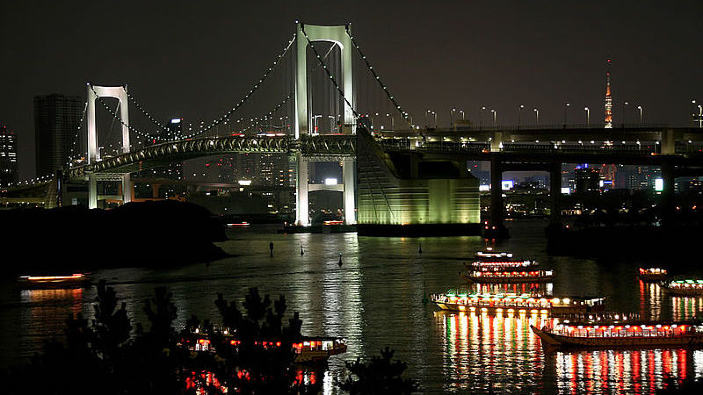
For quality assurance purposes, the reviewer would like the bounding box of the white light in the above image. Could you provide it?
[654,178,664,192]
[238,180,252,186]
[324,178,338,185]
[561,187,571,195]
[479,184,490,192]
[501,180,514,191]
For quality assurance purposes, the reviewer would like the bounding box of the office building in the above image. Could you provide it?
[34,94,83,177]
[0,123,18,185]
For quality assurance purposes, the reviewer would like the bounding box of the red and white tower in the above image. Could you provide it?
[604,59,613,128]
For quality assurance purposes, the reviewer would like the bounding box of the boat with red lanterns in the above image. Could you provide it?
[180,332,347,364]
[17,273,89,289]
[531,319,703,349]
[638,267,667,282]
[430,291,605,316]
[662,279,703,296]
[463,269,554,283]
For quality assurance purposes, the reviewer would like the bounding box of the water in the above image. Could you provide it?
[1,219,703,393]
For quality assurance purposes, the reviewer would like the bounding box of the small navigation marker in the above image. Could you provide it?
[418,243,423,254]
[300,245,304,256]
[338,253,343,267]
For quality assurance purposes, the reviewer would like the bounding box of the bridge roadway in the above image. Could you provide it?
[65,126,703,179]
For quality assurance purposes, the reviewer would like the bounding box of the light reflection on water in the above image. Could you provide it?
[2,220,703,393]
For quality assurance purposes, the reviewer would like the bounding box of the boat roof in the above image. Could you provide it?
[441,291,603,301]
[555,319,703,327]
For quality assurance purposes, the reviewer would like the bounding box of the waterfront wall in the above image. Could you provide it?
[356,127,480,234]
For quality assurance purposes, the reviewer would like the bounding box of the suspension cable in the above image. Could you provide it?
[345,26,415,129]
[300,25,358,121]
[124,88,171,134]
[187,33,297,138]
[89,84,160,142]
[67,100,88,166]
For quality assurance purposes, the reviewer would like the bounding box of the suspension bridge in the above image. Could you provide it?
[4,22,703,233]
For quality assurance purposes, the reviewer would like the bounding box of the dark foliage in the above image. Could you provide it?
[2,282,320,394]
[339,347,419,394]
[0,200,227,275]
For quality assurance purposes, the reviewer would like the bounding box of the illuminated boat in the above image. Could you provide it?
[463,269,554,283]
[226,222,250,228]
[475,250,513,260]
[638,267,667,282]
[662,279,703,296]
[181,334,347,364]
[17,273,89,288]
[430,291,605,316]
[531,320,703,349]
[468,250,539,271]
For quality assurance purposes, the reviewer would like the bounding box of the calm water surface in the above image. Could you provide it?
[2,220,703,393]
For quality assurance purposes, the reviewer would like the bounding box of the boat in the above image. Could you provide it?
[17,273,89,289]
[180,333,347,364]
[466,254,539,271]
[463,269,554,283]
[430,291,605,316]
[662,279,703,296]
[638,267,667,282]
[531,320,703,349]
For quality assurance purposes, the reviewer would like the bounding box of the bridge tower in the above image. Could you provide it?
[294,23,356,226]
[86,84,132,209]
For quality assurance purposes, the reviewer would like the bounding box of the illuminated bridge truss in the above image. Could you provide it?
[66,135,357,179]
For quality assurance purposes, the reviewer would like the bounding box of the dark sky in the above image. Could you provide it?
[2,0,702,179]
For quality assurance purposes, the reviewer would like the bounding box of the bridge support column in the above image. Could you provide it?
[488,158,507,237]
[122,174,132,204]
[661,129,674,155]
[295,153,309,226]
[661,162,676,227]
[550,162,562,225]
[490,131,503,152]
[343,158,356,224]
[88,174,97,209]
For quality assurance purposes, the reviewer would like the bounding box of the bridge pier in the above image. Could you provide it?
[295,152,310,226]
[549,162,562,225]
[488,159,508,237]
[122,174,132,204]
[88,174,97,209]
[660,162,676,226]
[343,158,356,224]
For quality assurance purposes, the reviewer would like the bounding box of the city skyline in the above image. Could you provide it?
[1,1,702,180]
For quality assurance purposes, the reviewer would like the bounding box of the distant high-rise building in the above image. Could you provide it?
[604,59,613,129]
[575,166,601,193]
[34,94,84,177]
[0,123,18,186]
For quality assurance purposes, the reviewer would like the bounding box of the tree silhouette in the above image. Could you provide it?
[339,347,418,394]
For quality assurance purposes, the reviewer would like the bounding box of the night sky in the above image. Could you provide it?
[1,0,702,179]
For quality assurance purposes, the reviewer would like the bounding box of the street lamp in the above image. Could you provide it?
[518,104,525,129]
[490,109,497,127]
[623,101,629,126]
[563,102,570,126]
[480,106,487,128]
[450,108,456,127]
[533,108,539,126]
[385,113,394,131]
[584,107,590,127]
[637,105,643,124]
